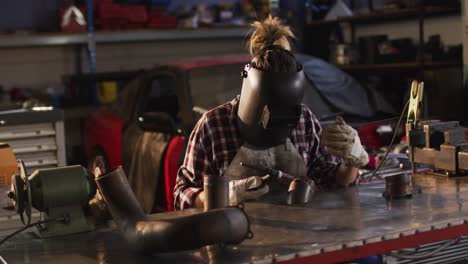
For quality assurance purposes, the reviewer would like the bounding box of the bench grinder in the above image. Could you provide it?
[8,160,96,237]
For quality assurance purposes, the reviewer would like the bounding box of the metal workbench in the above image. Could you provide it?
[2,173,468,264]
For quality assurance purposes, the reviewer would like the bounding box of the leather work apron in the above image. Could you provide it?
[223,138,308,196]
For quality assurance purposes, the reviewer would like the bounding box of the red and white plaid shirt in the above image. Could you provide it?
[174,97,341,210]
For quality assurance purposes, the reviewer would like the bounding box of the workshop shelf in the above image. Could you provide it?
[305,6,461,27]
[0,27,250,48]
[337,61,462,74]
[302,1,464,122]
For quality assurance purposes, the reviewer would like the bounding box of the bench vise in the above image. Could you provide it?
[406,81,468,176]
[407,121,468,176]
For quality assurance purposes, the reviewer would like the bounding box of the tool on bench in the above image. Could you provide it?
[368,81,423,198]
[382,81,424,199]
[8,160,95,237]
[407,80,424,176]
[240,162,314,205]
[239,162,292,192]
[240,162,295,181]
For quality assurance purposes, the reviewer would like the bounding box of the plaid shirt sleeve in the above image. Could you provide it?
[303,108,342,188]
[174,115,217,210]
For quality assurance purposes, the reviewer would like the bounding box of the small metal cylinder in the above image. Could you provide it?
[286,177,315,205]
[383,173,413,199]
[203,176,228,211]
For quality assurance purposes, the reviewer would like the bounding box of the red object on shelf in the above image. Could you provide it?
[96,3,122,20]
[95,0,148,31]
[147,10,177,29]
[95,19,126,31]
[126,6,148,24]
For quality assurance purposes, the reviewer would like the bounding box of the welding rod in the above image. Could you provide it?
[240,162,295,180]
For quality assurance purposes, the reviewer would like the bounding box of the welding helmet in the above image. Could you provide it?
[236,57,306,147]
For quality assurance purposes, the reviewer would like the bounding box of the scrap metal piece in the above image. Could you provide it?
[434,144,458,173]
[434,143,468,173]
[423,121,459,150]
[444,127,466,145]
[411,145,436,165]
[458,151,468,171]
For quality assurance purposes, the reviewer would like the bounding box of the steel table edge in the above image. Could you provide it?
[276,222,468,264]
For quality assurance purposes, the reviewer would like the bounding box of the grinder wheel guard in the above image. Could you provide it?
[10,160,32,225]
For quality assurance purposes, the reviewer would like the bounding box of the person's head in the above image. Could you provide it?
[236,16,306,148]
[247,15,298,73]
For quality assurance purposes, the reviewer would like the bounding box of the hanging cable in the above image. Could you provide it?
[0,216,69,247]
[366,100,410,182]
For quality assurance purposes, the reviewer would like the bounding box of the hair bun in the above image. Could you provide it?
[247,15,295,57]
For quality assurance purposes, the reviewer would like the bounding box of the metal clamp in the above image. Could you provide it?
[407,80,424,128]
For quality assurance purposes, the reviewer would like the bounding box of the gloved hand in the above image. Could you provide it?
[320,116,369,167]
[229,175,269,206]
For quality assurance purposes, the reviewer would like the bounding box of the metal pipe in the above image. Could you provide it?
[95,167,251,253]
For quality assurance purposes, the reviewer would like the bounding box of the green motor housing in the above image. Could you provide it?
[28,165,96,237]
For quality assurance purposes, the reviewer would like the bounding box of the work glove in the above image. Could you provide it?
[229,175,270,206]
[320,116,369,167]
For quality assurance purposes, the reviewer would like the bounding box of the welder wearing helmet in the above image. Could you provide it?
[174,16,369,210]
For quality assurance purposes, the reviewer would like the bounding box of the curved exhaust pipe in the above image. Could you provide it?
[95,167,251,253]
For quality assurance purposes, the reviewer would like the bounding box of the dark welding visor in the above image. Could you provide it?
[260,104,302,130]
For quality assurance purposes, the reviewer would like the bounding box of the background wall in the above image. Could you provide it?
[0,38,247,90]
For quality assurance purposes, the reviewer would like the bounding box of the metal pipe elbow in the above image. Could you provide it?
[96,167,251,253]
